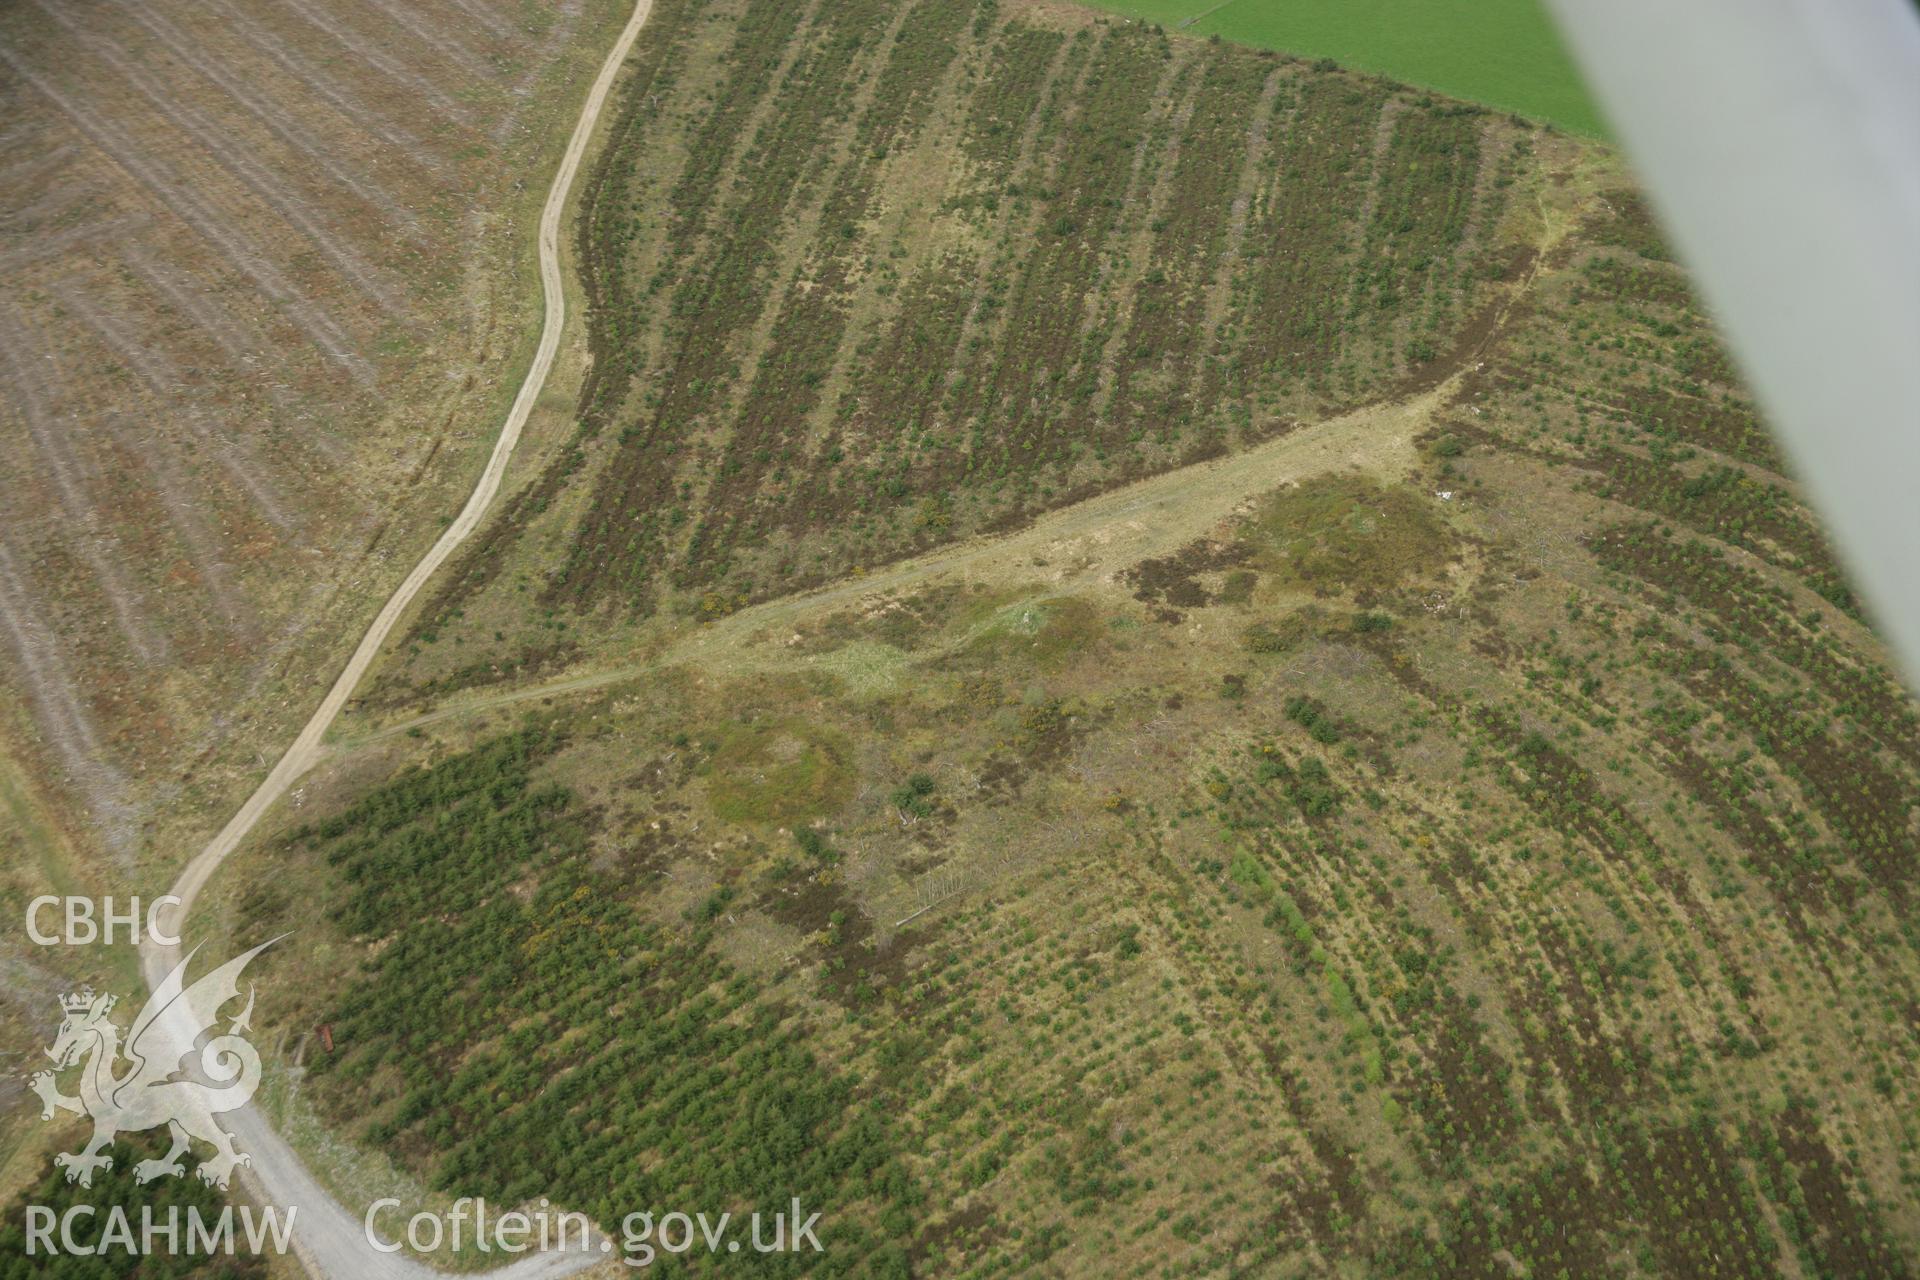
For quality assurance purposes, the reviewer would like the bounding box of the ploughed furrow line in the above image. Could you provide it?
[32,0,411,320]
[807,14,1075,501]
[0,0,651,895]
[1591,528,1920,771]
[199,0,446,175]
[554,0,899,611]
[0,313,166,666]
[642,0,833,379]
[1454,124,1517,283]
[443,0,520,43]
[0,544,109,762]
[1661,647,1918,909]
[679,0,981,586]
[851,20,1071,484]
[552,0,828,610]
[356,0,503,83]
[0,46,371,384]
[1572,441,1858,619]
[274,0,477,127]
[56,253,305,502]
[1350,104,1484,350]
[1336,96,1406,326]
[969,25,1172,468]
[0,308,99,525]
[0,122,49,159]
[48,280,197,398]
[115,241,295,416]
[138,245,361,456]
[962,22,1067,181]
[1185,61,1286,423]
[1063,43,1203,455]
[840,263,974,479]
[1232,74,1394,393]
[493,0,586,145]
[0,140,74,191]
[0,540,136,856]
[572,0,699,437]
[944,26,1098,438]
[48,278,298,534]
[634,0,902,596]
[656,0,919,531]
[1075,45,1205,449]
[128,37,670,1277]
[648,0,898,565]
[0,181,103,231]
[1477,227,1786,473]
[0,213,151,274]
[660,0,816,251]
[96,414,254,630]
[935,25,1091,461]
[110,0,424,240]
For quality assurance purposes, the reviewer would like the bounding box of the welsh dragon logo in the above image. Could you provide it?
[28,938,280,1189]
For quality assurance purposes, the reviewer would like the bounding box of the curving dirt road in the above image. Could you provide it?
[140,2,655,1275]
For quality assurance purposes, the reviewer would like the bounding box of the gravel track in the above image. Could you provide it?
[140,4,656,1275]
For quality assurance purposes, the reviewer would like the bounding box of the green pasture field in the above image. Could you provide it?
[1079,0,1608,138]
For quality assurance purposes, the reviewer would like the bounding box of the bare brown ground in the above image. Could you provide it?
[0,0,631,884]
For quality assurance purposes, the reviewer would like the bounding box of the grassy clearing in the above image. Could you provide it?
[1244,474,1459,593]
[960,597,1107,671]
[703,717,857,825]
[1077,0,1609,137]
